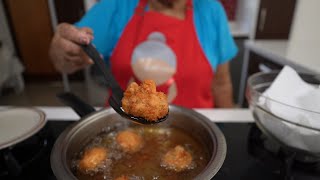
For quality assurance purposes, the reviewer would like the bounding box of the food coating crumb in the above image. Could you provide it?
[161,145,193,172]
[116,130,143,153]
[78,147,107,172]
[114,175,129,180]
[121,80,169,121]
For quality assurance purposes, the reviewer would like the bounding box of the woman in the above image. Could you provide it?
[49,0,238,108]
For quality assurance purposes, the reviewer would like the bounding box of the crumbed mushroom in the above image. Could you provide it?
[116,130,144,153]
[122,80,168,121]
[161,145,193,172]
[78,147,107,172]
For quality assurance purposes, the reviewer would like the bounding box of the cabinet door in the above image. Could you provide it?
[4,0,57,77]
[255,0,296,39]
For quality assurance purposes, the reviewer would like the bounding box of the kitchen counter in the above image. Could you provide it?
[244,40,320,74]
[0,106,254,122]
[238,39,320,105]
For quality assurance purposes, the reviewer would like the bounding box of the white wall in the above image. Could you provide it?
[287,0,320,74]
[235,0,260,36]
[289,0,320,41]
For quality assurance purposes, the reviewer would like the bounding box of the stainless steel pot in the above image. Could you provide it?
[50,93,226,180]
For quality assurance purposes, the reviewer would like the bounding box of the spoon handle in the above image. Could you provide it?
[57,92,96,117]
[81,43,124,100]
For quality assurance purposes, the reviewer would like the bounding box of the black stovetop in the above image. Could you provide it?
[1,121,319,180]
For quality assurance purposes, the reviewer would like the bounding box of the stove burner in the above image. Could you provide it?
[248,124,320,180]
[0,125,53,178]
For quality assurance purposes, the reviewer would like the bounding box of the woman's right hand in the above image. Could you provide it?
[49,23,94,74]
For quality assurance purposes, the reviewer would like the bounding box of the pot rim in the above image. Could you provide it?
[51,105,226,180]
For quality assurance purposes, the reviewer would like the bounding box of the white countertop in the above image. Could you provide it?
[245,40,320,74]
[0,106,254,123]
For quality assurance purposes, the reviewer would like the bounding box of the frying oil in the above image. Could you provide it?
[72,125,210,180]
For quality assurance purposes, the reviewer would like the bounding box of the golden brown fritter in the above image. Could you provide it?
[121,80,169,121]
[114,175,129,180]
[116,130,143,153]
[78,147,107,172]
[161,145,193,172]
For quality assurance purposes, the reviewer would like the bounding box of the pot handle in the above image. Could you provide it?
[57,92,96,118]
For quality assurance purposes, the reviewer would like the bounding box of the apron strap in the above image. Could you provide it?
[186,0,193,9]
[135,0,148,15]
[185,0,193,20]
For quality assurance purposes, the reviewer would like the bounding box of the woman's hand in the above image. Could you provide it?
[49,23,94,74]
[212,62,235,108]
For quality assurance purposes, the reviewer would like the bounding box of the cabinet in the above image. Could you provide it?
[3,0,85,81]
[254,0,296,39]
[248,0,297,74]
[240,0,297,107]
[4,0,57,80]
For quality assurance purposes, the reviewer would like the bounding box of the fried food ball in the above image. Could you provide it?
[114,175,129,180]
[116,130,143,153]
[161,145,193,172]
[78,147,107,172]
[121,80,169,121]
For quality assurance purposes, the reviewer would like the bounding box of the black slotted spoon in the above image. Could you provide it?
[81,43,168,124]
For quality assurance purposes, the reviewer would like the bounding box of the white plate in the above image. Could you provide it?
[0,108,46,150]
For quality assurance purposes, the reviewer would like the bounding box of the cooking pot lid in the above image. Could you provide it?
[0,108,46,150]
